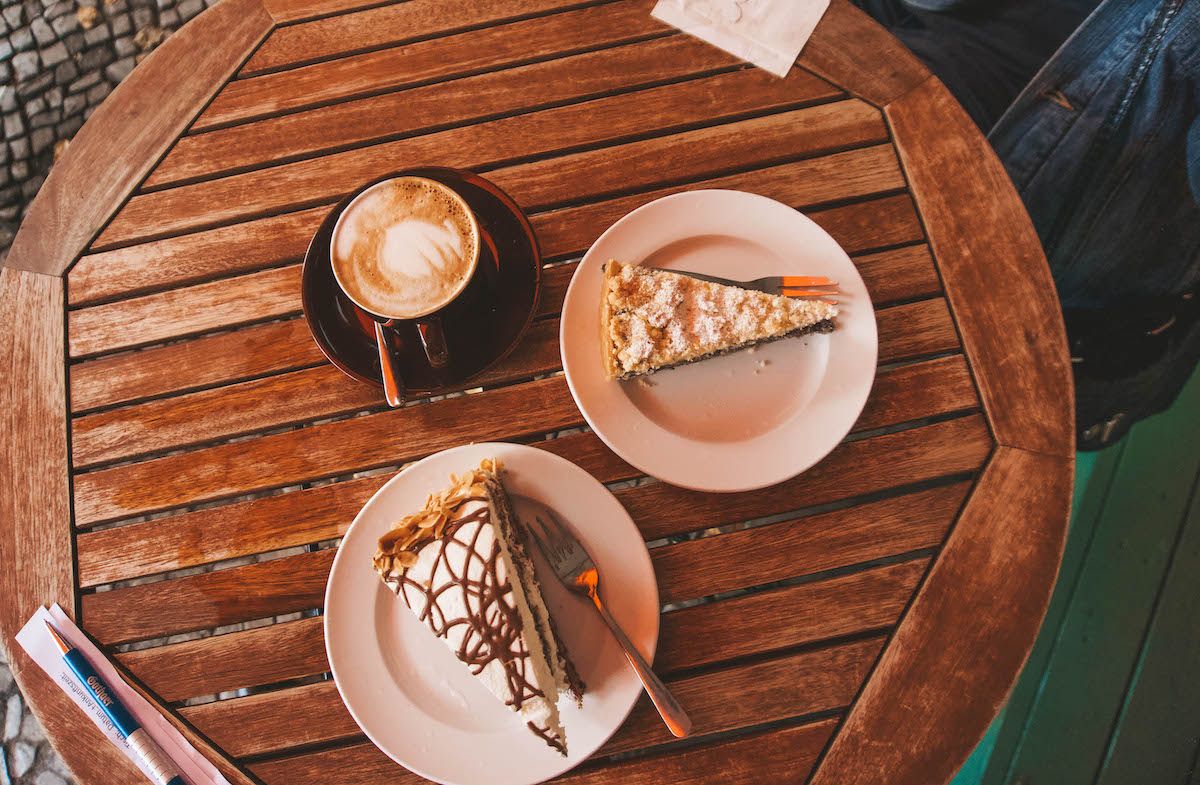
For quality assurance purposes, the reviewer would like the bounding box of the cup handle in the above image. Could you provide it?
[417,316,450,368]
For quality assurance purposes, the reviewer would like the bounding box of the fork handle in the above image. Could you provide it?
[590,592,692,738]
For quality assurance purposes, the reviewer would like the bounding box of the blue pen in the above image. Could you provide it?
[46,622,188,785]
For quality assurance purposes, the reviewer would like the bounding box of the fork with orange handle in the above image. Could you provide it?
[668,270,839,304]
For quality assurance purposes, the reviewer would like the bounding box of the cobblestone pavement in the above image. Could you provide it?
[2,0,225,780]
[0,0,220,256]
[1,642,76,785]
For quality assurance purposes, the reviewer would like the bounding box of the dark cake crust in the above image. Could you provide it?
[484,477,587,703]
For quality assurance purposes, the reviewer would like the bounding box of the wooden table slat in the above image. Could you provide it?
[71,297,961,525]
[68,206,328,307]
[77,430,638,586]
[810,446,1072,785]
[653,482,966,605]
[67,242,939,414]
[0,269,140,784]
[117,615,327,703]
[886,78,1074,456]
[247,717,838,785]
[157,35,741,187]
[82,475,958,650]
[604,637,884,757]
[259,0,393,25]
[68,317,323,413]
[81,425,980,647]
[69,286,957,470]
[206,1,677,130]
[797,0,929,107]
[73,376,582,524]
[72,181,914,360]
[246,0,623,77]
[182,559,925,759]
[113,537,898,703]
[95,68,841,249]
[76,353,971,587]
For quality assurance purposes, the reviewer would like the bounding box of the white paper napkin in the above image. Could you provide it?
[652,0,831,77]
[16,604,231,785]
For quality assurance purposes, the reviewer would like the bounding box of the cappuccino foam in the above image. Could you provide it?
[332,178,478,319]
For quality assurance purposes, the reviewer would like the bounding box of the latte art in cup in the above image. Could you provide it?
[331,177,480,320]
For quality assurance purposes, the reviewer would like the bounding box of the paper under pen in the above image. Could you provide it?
[45,622,188,785]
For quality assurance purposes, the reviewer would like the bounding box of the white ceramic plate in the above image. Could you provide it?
[325,443,658,785]
[560,189,878,492]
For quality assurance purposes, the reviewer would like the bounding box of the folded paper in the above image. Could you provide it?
[17,604,230,785]
[652,0,831,78]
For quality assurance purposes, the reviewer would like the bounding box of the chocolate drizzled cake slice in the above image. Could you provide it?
[373,459,584,755]
[601,260,837,379]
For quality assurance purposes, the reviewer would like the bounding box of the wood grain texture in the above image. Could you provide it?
[82,462,961,645]
[71,298,960,526]
[73,162,914,324]
[886,77,1073,456]
[248,718,838,785]
[259,0,390,24]
[797,0,930,107]
[3,0,273,276]
[68,265,303,359]
[181,680,359,760]
[619,414,990,544]
[248,0,608,75]
[183,560,925,759]
[154,35,739,187]
[658,559,929,674]
[206,0,669,129]
[69,317,323,413]
[113,539,895,707]
[80,415,986,647]
[118,615,326,703]
[602,637,884,756]
[73,375,583,524]
[809,446,1072,785]
[96,67,836,248]
[84,549,334,646]
[653,483,966,605]
[75,430,635,587]
[68,205,327,306]
[70,318,565,467]
[534,190,921,267]
[491,113,893,213]
[72,169,909,360]
[68,291,954,470]
[105,657,262,785]
[66,241,937,414]
[0,268,140,785]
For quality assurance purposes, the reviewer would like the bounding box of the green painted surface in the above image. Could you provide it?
[992,369,1200,785]
[957,365,1200,785]
[1094,468,1200,785]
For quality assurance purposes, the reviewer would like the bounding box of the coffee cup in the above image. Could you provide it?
[329,175,482,371]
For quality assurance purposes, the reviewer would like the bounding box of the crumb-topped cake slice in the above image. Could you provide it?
[374,459,584,755]
[600,260,837,379]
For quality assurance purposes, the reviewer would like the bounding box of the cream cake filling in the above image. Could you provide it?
[374,461,577,755]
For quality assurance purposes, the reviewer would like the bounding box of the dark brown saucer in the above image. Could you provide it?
[302,167,541,394]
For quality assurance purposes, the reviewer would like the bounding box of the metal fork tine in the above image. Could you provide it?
[542,510,576,557]
[534,515,569,564]
[540,513,571,561]
[526,517,554,564]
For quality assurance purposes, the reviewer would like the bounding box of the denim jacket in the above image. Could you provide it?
[986,0,1200,309]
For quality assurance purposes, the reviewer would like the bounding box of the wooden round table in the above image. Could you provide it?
[0,1,1075,783]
